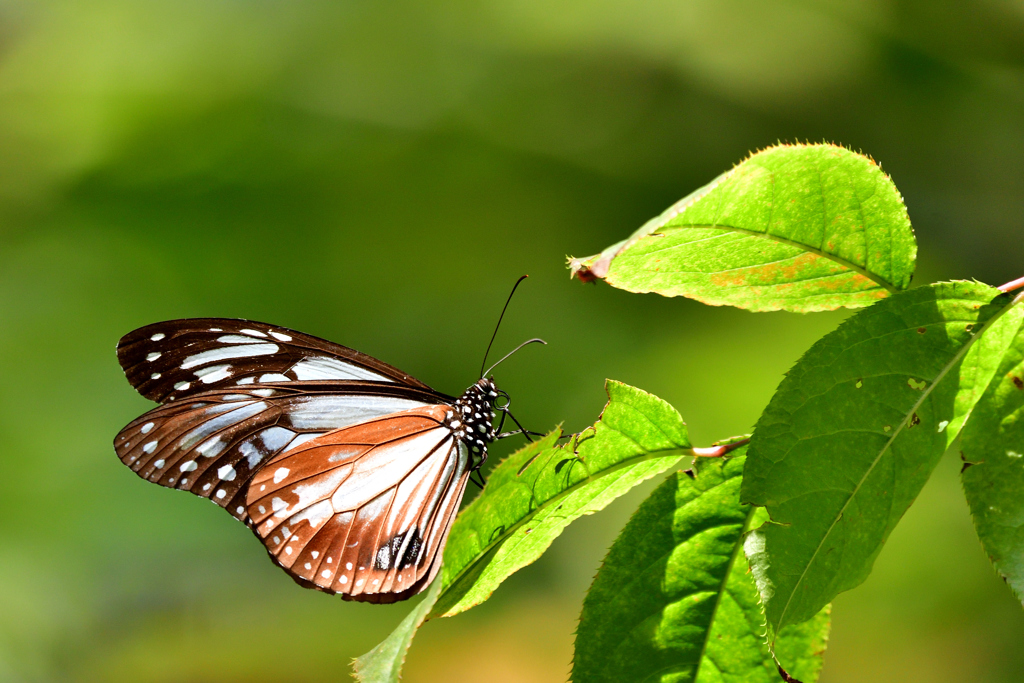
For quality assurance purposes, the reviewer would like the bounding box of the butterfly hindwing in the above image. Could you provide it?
[247,405,469,603]
[117,318,431,403]
[113,384,438,521]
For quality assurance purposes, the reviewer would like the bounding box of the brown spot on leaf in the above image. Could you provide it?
[909,413,921,428]
[917,327,926,334]
[1012,376,1024,390]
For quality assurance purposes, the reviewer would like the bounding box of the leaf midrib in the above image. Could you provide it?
[435,435,690,615]
[771,292,1019,635]
[692,500,757,682]
[630,223,899,294]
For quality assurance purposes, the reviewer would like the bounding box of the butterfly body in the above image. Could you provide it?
[114,318,506,603]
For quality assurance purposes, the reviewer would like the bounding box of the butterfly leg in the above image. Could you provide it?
[470,469,488,489]
[496,428,545,439]
[498,409,535,443]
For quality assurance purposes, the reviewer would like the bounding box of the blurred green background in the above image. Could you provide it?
[1,1,1023,681]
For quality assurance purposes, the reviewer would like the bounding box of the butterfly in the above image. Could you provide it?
[113,284,541,604]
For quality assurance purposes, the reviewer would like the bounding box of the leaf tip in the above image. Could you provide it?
[568,254,611,283]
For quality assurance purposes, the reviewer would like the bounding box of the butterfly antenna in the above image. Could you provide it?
[483,338,546,378]
[480,275,529,378]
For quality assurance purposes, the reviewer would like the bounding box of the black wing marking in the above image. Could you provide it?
[117,318,432,403]
[113,383,441,522]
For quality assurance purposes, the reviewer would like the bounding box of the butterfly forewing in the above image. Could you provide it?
[246,405,469,603]
[118,318,431,403]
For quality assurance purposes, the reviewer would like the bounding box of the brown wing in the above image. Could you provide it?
[113,384,436,522]
[247,405,469,603]
[117,317,432,403]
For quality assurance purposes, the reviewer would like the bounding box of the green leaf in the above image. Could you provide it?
[569,143,916,313]
[742,281,1019,635]
[430,380,692,618]
[573,450,830,683]
[960,294,1024,603]
[352,578,441,683]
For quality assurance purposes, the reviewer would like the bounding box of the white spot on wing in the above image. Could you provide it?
[151,373,161,379]
[291,357,394,382]
[217,335,264,344]
[322,569,331,578]
[179,402,268,450]
[236,377,256,385]
[291,499,333,527]
[259,373,290,382]
[150,333,165,341]
[283,433,319,452]
[241,329,268,338]
[140,422,155,434]
[195,364,232,384]
[274,467,290,484]
[153,459,165,468]
[197,436,226,459]
[146,352,161,361]
[217,465,236,481]
[270,331,292,341]
[216,489,226,499]
[180,460,197,472]
[271,497,290,518]
[286,395,424,430]
[180,343,278,369]
[142,441,158,454]
[174,381,191,391]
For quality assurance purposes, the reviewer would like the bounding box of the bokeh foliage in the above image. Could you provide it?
[1,1,1024,681]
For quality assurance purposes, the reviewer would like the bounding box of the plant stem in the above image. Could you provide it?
[997,275,1024,293]
[691,437,751,458]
